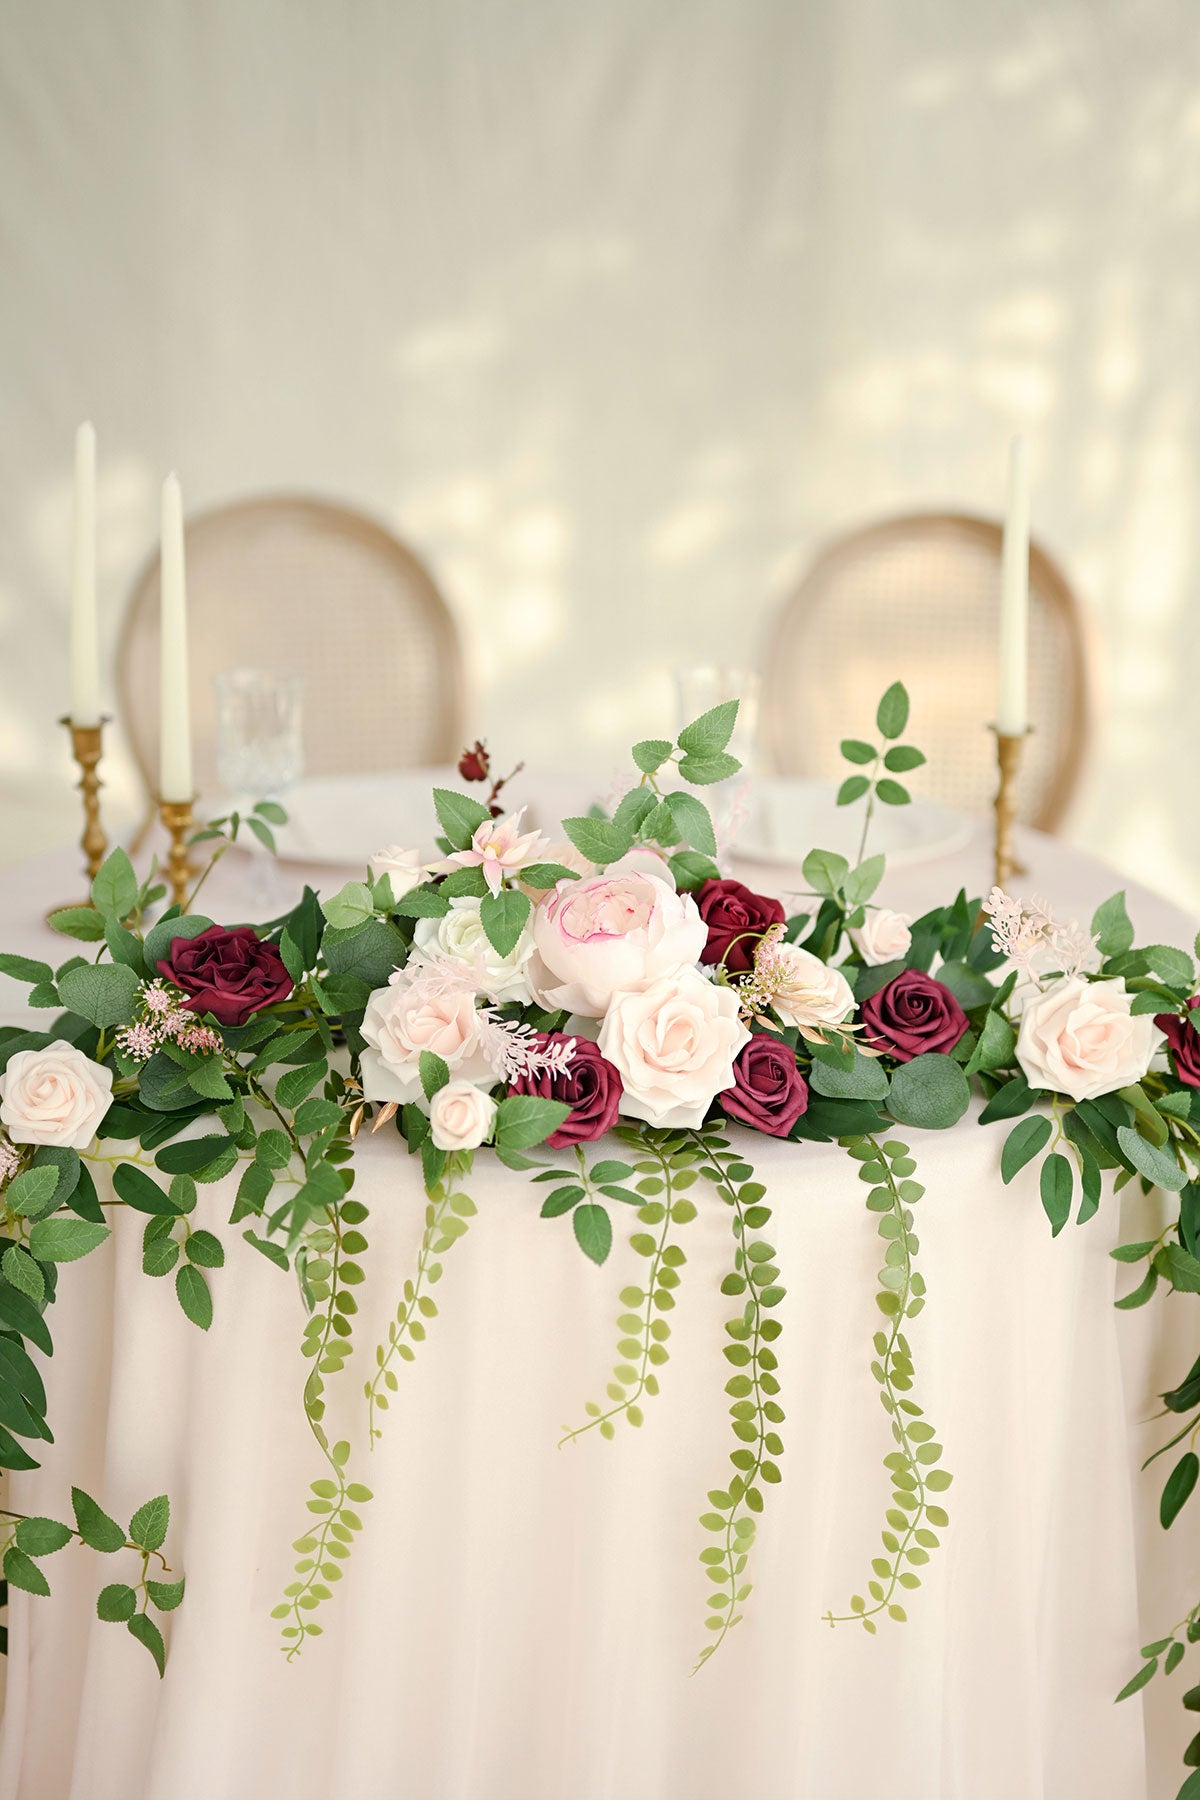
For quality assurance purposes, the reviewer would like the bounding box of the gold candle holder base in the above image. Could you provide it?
[158,796,198,910]
[48,715,110,918]
[991,724,1031,891]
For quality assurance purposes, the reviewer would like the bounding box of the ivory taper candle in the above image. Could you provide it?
[159,473,194,801]
[997,435,1030,736]
[69,422,101,726]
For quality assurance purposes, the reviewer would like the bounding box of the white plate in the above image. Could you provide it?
[272,768,600,868]
[732,778,974,870]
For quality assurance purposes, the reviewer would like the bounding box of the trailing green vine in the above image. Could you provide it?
[689,1122,784,1670]
[825,1133,951,1632]
[559,1124,697,1445]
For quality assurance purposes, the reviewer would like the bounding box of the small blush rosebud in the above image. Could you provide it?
[458,741,490,783]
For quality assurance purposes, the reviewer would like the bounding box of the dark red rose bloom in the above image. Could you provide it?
[158,926,293,1027]
[1156,996,1200,1088]
[458,741,490,783]
[861,968,968,1063]
[508,1032,623,1148]
[720,1033,810,1137]
[695,878,786,975]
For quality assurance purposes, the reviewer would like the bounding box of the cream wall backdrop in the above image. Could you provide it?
[2,0,1199,903]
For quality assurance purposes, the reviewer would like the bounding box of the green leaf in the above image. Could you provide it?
[540,1185,583,1217]
[561,816,632,866]
[127,1611,166,1676]
[810,1050,890,1102]
[130,1494,170,1552]
[432,787,492,850]
[874,779,910,807]
[494,1095,570,1151]
[520,863,582,888]
[1115,1658,1159,1701]
[1000,1113,1053,1183]
[1116,1124,1187,1192]
[876,681,910,740]
[802,848,849,897]
[419,1051,450,1101]
[677,699,739,758]
[46,905,107,942]
[1110,1239,1157,1263]
[6,1165,61,1219]
[668,850,721,891]
[184,1230,224,1269]
[664,791,717,857]
[1091,891,1134,959]
[155,1136,233,1176]
[677,751,741,786]
[321,881,375,931]
[27,1217,109,1263]
[0,1338,47,1416]
[887,1054,970,1129]
[175,1263,212,1330]
[97,1582,137,1622]
[964,1007,1017,1075]
[56,961,140,1027]
[1163,1244,1200,1294]
[841,739,876,765]
[391,885,450,920]
[883,745,926,772]
[479,888,531,958]
[632,738,673,774]
[142,1234,179,1277]
[3,1545,50,1596]
[1144,944,1195,988]
[837,775,871,806]
[978,1076,1034,1124]
[1115,1266,1159,1310]
[243,1229,290,1270]
[113,1163,180,1215]
[2,1244,45,1303]
[0,954,53,986]
[1161,1452,1199,1528]
[843,855,886,909]
[1040,1152,1073,1236]
[572,1203,613,1265]
[14,1516,72,1556]
[71,1487,126,1553]
[147,1576,185,1611]
[91,847,137,920]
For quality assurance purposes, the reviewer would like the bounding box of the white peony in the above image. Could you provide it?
[428,1080,497,1151]
[850,908,912,967]
[598,967,751,1129]
[359,976,493,1105]
[1015,975,1159,1103]
[528,872,707,1019]
[413,898,534,1003]
[0,1040,114,1150]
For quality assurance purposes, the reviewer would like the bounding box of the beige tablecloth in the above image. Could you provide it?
[0,825,1195,1800]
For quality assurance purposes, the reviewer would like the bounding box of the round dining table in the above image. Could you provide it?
[0,810,1196,1800]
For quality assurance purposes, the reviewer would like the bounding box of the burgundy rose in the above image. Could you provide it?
[861,968,968,1063]
[508,1032,623,1148]
[695,878,786,975]
[458,740,490,783]
[158,925,293,1028]
[1156,996,1200,1088]
[720,1033,809,1137]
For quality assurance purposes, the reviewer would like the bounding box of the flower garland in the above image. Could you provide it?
[2,694,1200,1793]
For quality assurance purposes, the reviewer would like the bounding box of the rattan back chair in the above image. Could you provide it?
[762,512,1092,831]
[117,494,465,803]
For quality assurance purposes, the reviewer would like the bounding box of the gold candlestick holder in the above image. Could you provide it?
[158,796,197,910]
[60,713,109,892]
[991,724,1031,891]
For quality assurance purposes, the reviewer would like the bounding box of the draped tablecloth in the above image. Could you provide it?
[0,822,1196,1800]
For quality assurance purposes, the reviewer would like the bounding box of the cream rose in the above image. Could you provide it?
[850,908,912,967]
[597,968,751,1128]
[359,976,493,1104]
[1016,975,1159,1102]
[769,943,855,1034]
[428,1080,497,1151]
[0,1040,114,1150]
[369,844,425,892]
[528,872,707,1019]
[413,898,534,1003]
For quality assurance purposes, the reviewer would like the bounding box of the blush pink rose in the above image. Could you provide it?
[1016,975,1158,1102]
[428,1080,497,1151]
[0,1040,114,1149]
[597,967,751,1128]
[527,872,707,1019]
[359,976,493,1104]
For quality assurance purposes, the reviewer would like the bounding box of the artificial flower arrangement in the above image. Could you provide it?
[2,686,1200,1789]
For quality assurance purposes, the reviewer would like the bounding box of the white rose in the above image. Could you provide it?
[413,897,534,1003]
[598,968,751,1129]
[850,908,912,967]
[428,1080,497,1151]
[359,976,493,1104]
[0,1040,114,1150]
[528,872,707,1019]
[369,844,425,892]
[769,943,856,1033]
[1016,975,1159,1102]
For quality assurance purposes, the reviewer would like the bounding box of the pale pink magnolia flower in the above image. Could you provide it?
[432,807,552,897]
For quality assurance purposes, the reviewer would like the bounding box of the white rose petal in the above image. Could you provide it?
[413,897,534,1003]
[369,844,425,892]
[0,1040,114,1150]
[429,1080,497,1151]
[598,968,751,1129]
[1015,975,1159,1103]
[850,908,912,968]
